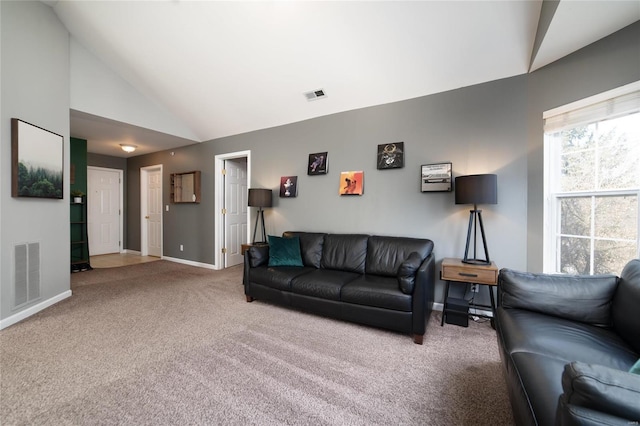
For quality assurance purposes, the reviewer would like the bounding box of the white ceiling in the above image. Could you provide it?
[47,1,639,158]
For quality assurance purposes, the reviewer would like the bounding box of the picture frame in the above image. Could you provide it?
[421,162,452,192]
[280,176,298,197]
[308,152,328,175]
[377,142,404,169]
[12,118,64,199]
[339,171,364,195]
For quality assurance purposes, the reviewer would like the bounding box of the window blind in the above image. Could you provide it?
[544,90,640,133]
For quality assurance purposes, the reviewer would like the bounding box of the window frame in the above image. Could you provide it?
[543,82,640,274]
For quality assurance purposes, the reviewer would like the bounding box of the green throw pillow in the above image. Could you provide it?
[268,235,304,267]
[630,359,640,375]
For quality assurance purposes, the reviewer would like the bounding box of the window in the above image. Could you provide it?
[544,83,640,275]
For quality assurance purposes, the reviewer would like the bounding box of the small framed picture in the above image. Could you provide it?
[280,176,298,197]
[308,152,328,175]
[339,171,364,195]
[421,163,452,192]
[377,142,404,169]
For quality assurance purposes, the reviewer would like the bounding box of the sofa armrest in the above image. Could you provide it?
[243,245,269,290]
[556,361,640,425]
[498,269,618,327]
[411,253,435,337]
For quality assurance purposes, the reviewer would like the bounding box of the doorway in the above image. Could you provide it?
[214,151,251,269]
[87,167,123,256]
[140,165,163,257]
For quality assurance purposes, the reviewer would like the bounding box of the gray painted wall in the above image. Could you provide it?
[1,1,71,323]
[125,22,639,305]
[526,22,640,271]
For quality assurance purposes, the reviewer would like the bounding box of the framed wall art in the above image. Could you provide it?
[377,142,404,169]
[339,171,363,195]
[280,176,298,197]
[308,152,328,175]
[12,118,64,199]
[421,162,452,192]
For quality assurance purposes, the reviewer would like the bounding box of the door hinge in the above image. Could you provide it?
[222,248,227,254]
[221,169,226,175]
[222,208,227,214]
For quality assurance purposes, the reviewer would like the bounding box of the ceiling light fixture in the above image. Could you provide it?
[120,144,137,153]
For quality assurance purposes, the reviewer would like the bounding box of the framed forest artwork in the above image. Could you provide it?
[12,118,64,199]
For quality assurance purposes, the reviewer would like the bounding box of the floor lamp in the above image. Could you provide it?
[248,188,272,244]
[455,174,497,265]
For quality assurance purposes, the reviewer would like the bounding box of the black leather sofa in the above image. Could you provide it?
[495,259,640,425]
[243,232,435,344]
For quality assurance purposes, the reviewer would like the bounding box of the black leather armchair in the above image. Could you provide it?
[495,259,640,426]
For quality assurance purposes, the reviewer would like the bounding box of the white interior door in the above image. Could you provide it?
[87,167,121,255]
[224,159,248,267]
[145,168,162,257]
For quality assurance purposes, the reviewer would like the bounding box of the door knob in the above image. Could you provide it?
[145,215,150,219]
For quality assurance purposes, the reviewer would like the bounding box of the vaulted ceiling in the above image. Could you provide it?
[46,1,639,157]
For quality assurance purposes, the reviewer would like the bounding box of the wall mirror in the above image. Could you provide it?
[170,171,201,203]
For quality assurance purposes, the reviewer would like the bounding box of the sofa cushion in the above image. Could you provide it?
[499,269,618,327]
[341,275,412,312]
[496,308,638,370]
[397,252,423,294]
[267,235,304,267]
[365,236,433,276]
[320,234,368,273]
[612,259,640,354]
[291,269,360,300]
[283,231,325,268]
[249,265,314,291]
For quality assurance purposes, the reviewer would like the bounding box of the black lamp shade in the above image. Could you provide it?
[248,188,272,208]
[455,174,497,205]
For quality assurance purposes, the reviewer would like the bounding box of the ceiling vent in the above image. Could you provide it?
[304,89,327,101]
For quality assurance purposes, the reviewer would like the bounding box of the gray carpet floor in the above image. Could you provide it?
[0,261,514,425]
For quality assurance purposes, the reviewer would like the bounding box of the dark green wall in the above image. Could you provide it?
[70,137,87,196]
[70,137,89,265]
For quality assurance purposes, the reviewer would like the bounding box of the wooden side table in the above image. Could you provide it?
[440,257,498,326]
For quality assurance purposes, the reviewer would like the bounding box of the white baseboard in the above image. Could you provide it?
[123,249,141,255]
[162,256,217,270]
[0,290,72,330]
[433,302,443,312]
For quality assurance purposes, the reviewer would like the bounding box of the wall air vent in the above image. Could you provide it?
[304,89,327,101]
[14,242,40,308]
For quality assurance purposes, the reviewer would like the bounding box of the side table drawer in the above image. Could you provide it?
[442,263,498,285]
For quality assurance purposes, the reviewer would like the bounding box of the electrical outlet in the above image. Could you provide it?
[471,284,479,293]
[180,244,184,251]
